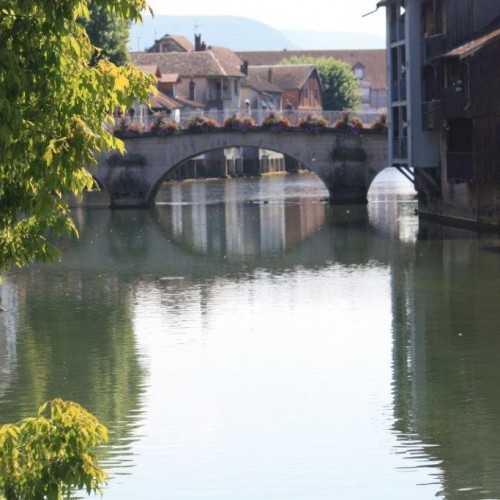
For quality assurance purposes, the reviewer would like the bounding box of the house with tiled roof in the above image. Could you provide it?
[240,62,283,112]
[236,49,387,112]
[132,35,246,111]
[147,34,194,53]
[248,64,322,111]
[130,65,203,122]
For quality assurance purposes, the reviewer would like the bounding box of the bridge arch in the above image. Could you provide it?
[92,129,388,207]
[146,144,314,203]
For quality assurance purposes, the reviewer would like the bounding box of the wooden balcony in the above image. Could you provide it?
[441,87,469,118]
[446,152,473,182]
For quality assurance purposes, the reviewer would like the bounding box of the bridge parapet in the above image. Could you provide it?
[117,109,386,132]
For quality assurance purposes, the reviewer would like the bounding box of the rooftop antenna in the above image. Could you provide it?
[362,5,381,17]
[194,20,202,34]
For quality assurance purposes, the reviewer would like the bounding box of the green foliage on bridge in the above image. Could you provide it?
[332,146,367,162]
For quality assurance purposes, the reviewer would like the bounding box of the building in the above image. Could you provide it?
[147,33,194,53]
[132,36,246,111]
[377,0,500,227]
[247,64,323,112]
[240,61,283,114]
[129,65,202,122]
[132,35,250,178]
[236,49,387,113]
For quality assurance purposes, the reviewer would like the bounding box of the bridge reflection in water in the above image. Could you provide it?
[11,175,500,497]
[156,176,329,259]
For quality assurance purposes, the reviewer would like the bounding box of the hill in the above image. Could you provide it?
[281,30,385,49]
[129,15,385,52]
[129,15,299,52]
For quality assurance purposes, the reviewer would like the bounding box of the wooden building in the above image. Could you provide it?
[247,65,323,111]
[378,0,500,227]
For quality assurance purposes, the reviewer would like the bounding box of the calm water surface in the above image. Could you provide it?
[2,171,500,499]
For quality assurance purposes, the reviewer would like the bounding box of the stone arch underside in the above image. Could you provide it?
[93,131,388,207]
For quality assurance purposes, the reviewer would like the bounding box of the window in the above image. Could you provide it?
[443,60,466,89]
[422,0,444,37]
[354,67,364,80]
[234,80,239,96]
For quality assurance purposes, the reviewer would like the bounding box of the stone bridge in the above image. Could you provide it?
[92,128,388,207]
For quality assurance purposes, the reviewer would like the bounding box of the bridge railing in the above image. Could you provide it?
[126,109,384,130]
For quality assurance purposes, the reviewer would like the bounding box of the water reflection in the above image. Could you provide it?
[2,173,500,498]
[157,176,327,259]
[391,224,500,499]
[0,270,147,471]
[0,280,18,399]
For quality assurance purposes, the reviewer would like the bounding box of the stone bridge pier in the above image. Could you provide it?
[92,129,388,207]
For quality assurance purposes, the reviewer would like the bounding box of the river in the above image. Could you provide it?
[2,170,500,499]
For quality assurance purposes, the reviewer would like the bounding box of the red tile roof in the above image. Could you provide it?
[248,64,319,91]
[150,91,182,110]
[135,65,161,78]
[159,73,181,84]
[131,51,245,78]
[236,49,387,89]
[444,28,500,59]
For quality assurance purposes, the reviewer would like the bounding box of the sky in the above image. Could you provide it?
[145,0,386,36]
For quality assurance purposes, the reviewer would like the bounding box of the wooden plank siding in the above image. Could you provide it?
[445,1,475,49]
[469,42,500,117]
[299,75,322,110]
[469,41,500,183]
[473,116,500,183]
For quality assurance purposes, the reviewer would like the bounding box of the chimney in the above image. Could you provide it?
[189,80,195,100]
[268,68,273,83]
[194,34,202,52]
[240,60,249,76]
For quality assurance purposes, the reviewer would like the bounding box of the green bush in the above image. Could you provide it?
[0,399,108,499]
[223,113,254,131]
[298,113,328,132]
[186,115,218,132]
[331,146,367,161]
[261,112,291,132]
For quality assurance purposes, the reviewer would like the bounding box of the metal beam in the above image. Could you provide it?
[395,165,415,184]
